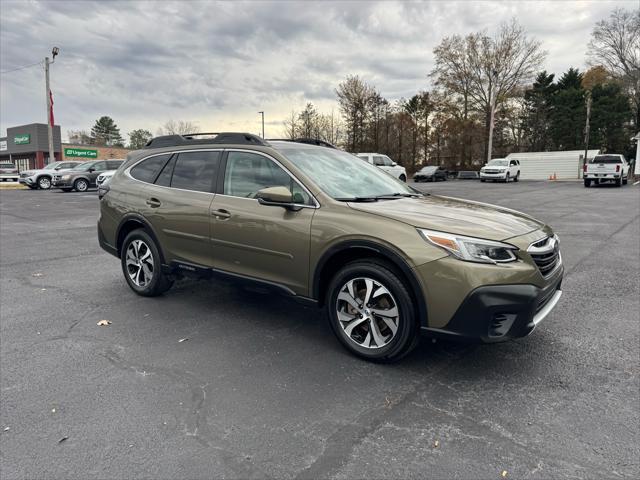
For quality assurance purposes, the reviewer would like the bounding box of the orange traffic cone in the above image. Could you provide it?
[549,174,553,180]
[553,172,557,180]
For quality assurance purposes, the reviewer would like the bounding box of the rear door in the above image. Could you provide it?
[209,150,316,294]
[137,150,221,267]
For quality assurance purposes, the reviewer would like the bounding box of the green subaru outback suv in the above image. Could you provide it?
[98,133,563,361]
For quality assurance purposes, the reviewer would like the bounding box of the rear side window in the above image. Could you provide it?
[130,154,171,183]
[373,156,385,166]
[170,151,220,192]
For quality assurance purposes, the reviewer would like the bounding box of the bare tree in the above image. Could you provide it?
[158,120,200,135]
[282,110,299,139]
[588,7,640,127]
[336,75,374,152]
[432,20,546,160]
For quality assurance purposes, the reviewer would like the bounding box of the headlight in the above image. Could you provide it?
[418,229,518,264]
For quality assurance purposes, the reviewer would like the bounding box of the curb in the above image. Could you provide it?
[0,183,28,190]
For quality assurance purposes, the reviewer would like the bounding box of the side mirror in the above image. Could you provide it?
[88,167,95,172]
[391,162,397,166]
[256,186,300,210]
[54,166,62,170]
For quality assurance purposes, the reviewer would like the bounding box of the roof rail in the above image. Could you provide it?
[143,132,268,149]
[268,138,337,149]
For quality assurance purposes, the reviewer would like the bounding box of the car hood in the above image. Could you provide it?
[347,195,545,241]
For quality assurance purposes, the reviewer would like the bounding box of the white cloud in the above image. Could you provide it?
[0,0,633,140]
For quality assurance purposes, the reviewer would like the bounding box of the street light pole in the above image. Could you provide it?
[258,111,265,138]
[45,47,59,165]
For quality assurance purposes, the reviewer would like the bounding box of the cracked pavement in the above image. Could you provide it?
[1,180,638,479]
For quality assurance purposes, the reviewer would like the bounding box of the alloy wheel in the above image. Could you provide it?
[39,177,51,189]
[76,180,88,192]
[125,239,154,287]
[335,277,400,349]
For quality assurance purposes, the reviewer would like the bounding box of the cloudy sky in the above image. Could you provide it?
[0,0,635,141]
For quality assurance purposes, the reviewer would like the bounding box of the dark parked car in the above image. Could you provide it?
[52,160,124,192]
[457,171,480,180]
[413,166,447,182]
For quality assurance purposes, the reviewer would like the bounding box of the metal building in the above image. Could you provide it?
[506,150,600,180]
[0,123,62,171]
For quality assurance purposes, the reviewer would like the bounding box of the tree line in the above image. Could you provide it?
[67,119,201,149]
[282,8,638,172]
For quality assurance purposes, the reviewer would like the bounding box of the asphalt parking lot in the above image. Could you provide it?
[1,180,638,479]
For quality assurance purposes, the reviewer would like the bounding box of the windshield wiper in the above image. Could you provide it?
[374,192,422,199]
[335,196,380,202]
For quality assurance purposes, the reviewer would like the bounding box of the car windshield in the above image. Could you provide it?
[420,166,437,173]
[43,162,64,170]
[487,159,508,166]
[591,155,622,164]
[278,145,418,200]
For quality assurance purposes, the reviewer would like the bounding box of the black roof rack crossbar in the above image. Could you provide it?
[268,138,337,149]
[143,132,268,149]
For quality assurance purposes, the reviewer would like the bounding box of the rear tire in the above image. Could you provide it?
[121,229,173,297]
[584,179,591,187]
[326,260,419,362]
[615,177,622,187]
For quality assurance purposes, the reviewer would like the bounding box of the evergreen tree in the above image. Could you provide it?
[550,69,586,150]
[523,71,556,151]
[589,82,632,152]
[91,116,124,147]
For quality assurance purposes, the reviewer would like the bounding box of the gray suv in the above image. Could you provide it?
[52,160,123,192]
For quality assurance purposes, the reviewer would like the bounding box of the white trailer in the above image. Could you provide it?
[506,150,600,180]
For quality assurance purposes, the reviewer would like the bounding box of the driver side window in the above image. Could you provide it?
[223,151,311,204]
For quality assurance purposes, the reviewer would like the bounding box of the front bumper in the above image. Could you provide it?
[480,171,507,179]
[421,266,563,342]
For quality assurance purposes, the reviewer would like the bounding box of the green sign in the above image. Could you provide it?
[64,148,98,158]
[14,134,30,145]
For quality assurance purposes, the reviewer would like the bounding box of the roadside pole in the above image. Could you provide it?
[582,92,592,178]
[45,47,59,166]
[45,56,53,165]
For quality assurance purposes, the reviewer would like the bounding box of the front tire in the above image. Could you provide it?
[480,179,486,183]
[504,173,510,183]
[326,260,419,362]
[74,178,89,192]
[121,229,173,297]
[399,174,406,182]
[37,176,51,190]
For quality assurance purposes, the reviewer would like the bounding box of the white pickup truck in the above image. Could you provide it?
[584,154,630,187]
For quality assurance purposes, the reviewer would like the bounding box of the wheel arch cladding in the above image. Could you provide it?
[116,215,165,262]
[313,240,428,327]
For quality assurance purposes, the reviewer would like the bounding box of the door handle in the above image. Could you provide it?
[146,198,161,208]
[212,209,231,219]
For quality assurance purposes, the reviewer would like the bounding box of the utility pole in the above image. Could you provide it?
[582,91,592,178]
[45,47,59,165]
[486,69,498,164]
[258,111,265,138]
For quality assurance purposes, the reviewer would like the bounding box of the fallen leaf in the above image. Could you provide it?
[178,338,188,343]
[58,436,68,443]
[97,320,112,326]
[433,440,440,448]
[32,273,43,277]
[501,470,508,478]
[3,427,9,432]
[41,288,47,291]
[51,408,56,413]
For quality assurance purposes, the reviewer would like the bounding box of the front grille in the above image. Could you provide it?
[529,236,560,277]
[20,173,29,178]
[484,169,501,174]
